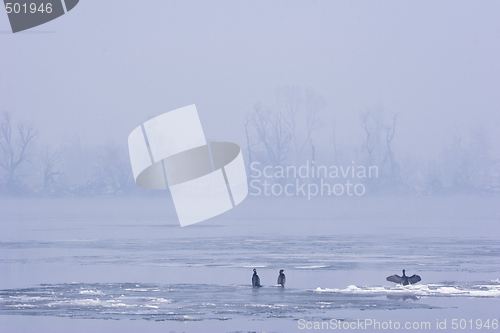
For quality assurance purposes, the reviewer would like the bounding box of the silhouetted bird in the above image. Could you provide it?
[386,269,421,286]
[277,269,286,287]
[252,269,261,287]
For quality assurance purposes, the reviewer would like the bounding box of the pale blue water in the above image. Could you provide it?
[0,196,499,332]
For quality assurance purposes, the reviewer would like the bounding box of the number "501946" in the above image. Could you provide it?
[5,3,53,14]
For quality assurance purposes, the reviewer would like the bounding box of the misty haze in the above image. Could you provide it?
[0,1,499,332]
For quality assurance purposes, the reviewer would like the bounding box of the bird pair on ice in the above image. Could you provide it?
[252,269,285,287]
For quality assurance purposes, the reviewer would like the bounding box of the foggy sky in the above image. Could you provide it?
[1,1,499,159]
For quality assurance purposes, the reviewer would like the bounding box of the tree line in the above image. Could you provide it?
[243,86,499,195]
[1,88,498,196]
[0,112,135,196]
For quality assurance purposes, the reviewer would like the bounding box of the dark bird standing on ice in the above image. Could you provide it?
[277,269,286,287]
[386,269,421,286]
[252,269,261,287]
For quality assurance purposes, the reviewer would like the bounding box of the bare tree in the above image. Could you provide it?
[380,113,399,182]
[95,143,133,195]
[360,110,383,158]
[244,113,261,176]
[359,109,401,190]
[39,145,65,194]
[0,112,38,194]
[248,102,292,167]
[277,86,326,163]
[277,86,302,163]
[440,125,497,192]
[303,88,326,163]
[245,86,326,174]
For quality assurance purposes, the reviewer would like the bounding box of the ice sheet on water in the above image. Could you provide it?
[1,281,496,321]
[79,289,104,295]
[313,281,500,297]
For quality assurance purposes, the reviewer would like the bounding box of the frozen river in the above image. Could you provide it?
[0,195,499,332]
